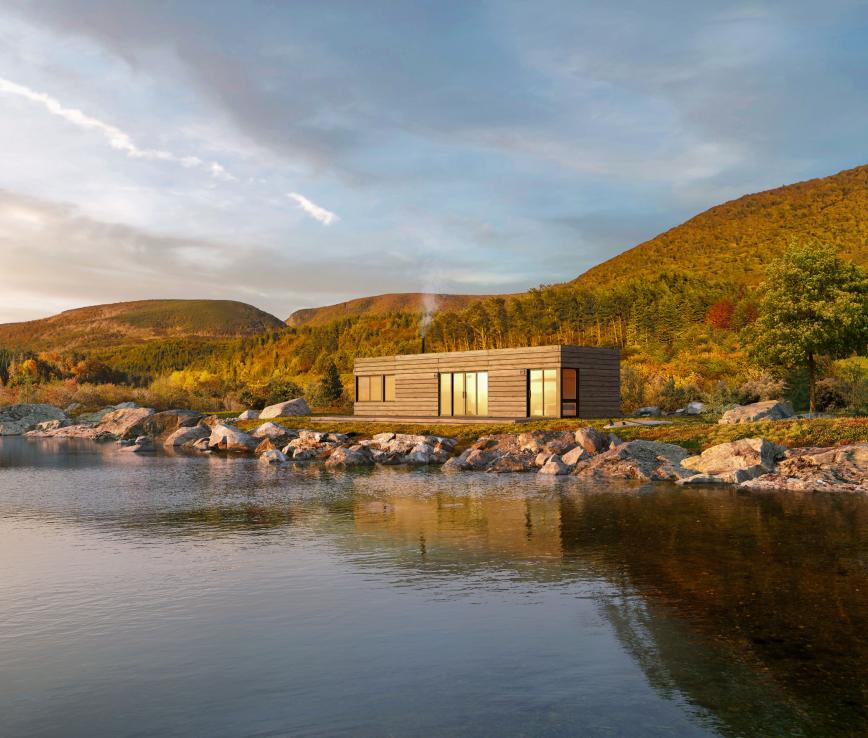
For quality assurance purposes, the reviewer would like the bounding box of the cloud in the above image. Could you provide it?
[0,76,235,181]
[287,192,338,225]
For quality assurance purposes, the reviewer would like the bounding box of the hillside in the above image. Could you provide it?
[287,292,498,327]
[574,164,868,290]
[0,299,285,352]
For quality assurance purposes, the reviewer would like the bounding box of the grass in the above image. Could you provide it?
[233,414,868,452]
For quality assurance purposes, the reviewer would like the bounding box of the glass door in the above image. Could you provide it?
[440,372,488,416]
[529,368,558,417]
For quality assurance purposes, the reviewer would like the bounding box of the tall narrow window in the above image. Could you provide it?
[384,375,396,402]
[439,373,452,416]
[356,375,370,402]
[529,369,544,416]
[544,369,558,417]
[465,372,477,416]
[452,372,466,416]
[477,372,488,416]
[370,374,383,402]
[562,368,577,417]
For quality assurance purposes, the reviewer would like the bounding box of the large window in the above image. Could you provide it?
[439,372,488,416]
[356,374,395,402]
[529,369,558,417]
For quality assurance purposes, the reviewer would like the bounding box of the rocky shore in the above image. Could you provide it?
[2,402,865,494]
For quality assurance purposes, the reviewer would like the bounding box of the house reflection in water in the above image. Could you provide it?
[347,483,868,737]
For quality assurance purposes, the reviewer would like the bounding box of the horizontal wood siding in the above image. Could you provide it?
[354,345,620,419]
[561,346,620,418]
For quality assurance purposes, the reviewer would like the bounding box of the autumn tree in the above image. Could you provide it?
[749,243,868,412]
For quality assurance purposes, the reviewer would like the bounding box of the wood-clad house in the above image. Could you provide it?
[353,345,620,420]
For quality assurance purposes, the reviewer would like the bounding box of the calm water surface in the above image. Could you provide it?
[0,437,866,738]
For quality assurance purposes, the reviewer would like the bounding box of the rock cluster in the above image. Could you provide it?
[7,400,865,493]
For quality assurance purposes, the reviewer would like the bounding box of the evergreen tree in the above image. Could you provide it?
[319,360,345,404]
[749,243,868,412]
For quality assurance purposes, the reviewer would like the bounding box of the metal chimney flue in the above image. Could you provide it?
[421,336,426,354]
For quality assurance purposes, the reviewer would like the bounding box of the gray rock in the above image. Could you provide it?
[539,455,570,475]
[251,421,296,447]
[574,427,610,455]
[681,437,786,483]
[685,401,706,415]
[0,404,68,435]
[237,409,260,420]
[573,440,691,482]
[719,400,795,425]
[120,436,155,453]
[324,444,374,467]
[259,398,311,419]
[164,425,211,447]
[259,448,287,464]
[635,406,661,417]
[739,443,868,493]
[34,419,68,431]
[208,423,257,453]
[561,445,591,466]
[96,408,156,439]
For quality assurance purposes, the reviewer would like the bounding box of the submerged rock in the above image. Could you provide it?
[259,448,288,464]
[719,400,794,425]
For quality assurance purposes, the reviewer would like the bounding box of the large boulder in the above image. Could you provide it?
[517,430,575,455]
[574,427,610,455]
[123,409,203,440]
[679,438,786,484]
[739,443,868,493]
[237,409,260,420]
[561,445,591,466]
[77,402,137,424]
[719,400,795,425]
[164,425,211,447]
[0,404,68,435]
[95,408,156,439]
[259,398,311,419]
[573,440,691,482]
[208,423,258,453]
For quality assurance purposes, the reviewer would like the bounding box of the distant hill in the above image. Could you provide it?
[287,292,500,327]
[0,299,285,352]
[573,164,868,290]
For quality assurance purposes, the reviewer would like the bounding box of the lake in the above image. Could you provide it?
[1,437,866,738]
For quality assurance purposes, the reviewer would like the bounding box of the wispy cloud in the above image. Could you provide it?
[287,192,338,225]
[0,76,234,181]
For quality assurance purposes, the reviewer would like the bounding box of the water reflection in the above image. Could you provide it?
[1,438,866,737]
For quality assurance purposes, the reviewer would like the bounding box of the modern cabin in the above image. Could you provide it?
[353,345,620,420]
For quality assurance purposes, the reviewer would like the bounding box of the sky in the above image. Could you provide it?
[0,0,866,323]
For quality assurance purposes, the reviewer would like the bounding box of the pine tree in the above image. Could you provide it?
[319,360,345,404]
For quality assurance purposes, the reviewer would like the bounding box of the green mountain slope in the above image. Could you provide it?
[0,299,285,352]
